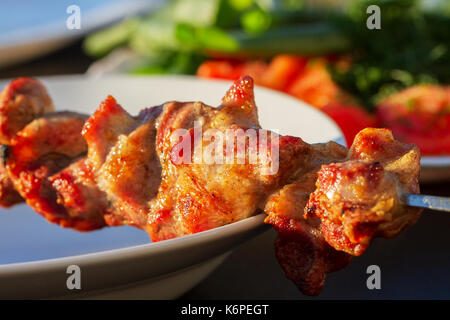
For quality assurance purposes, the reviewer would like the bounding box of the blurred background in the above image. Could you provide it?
[1,0,450,299]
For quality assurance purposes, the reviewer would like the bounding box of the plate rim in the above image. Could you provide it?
[0,214,268,271]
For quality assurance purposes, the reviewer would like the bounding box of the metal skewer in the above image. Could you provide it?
[403,194,450,213]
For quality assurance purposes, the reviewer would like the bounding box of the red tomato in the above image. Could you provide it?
[196,60,243,80]
[241,60,268,84]
[322,104,378,146]
[197,60,268,84]
[259,55,308,91]
[286,60,341,109]
[376,85,450,155]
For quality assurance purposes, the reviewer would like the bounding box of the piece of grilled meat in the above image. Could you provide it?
[80,77,306,240]
[3,112,106,230]
[265,128,421,294]
[0,78,55,207]
[305,128,421,256]
[0,76,423,296]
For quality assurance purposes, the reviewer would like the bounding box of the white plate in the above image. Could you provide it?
[0,0,160,68]
[0,75,343,299]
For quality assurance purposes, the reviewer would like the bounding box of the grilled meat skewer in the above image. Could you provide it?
[0,76,423,295]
